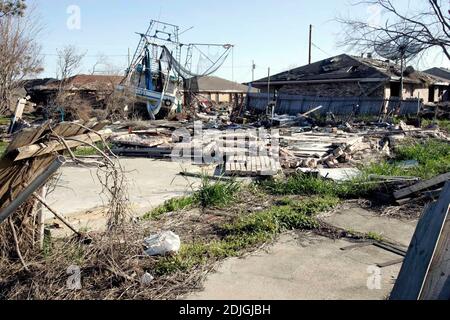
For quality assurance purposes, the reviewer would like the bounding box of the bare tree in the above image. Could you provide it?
[56,45,85,85]
[0,0,26,18]
[0,5,42,115]
[44,46,86,121]
[338,0,450,60]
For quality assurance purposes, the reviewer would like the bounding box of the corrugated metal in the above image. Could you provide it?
[247,93,421,116]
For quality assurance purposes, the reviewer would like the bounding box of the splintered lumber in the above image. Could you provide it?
[6,121,51,153]
[390,183,450,300]
[0,155,57,207]
[393,173,450,200]
[420,190,450,300]
[0,156,64,220]
[52,121,86,137]
[298,105,323,118]
[12,129,112,161]
[90,120,110,132]
[111,134,168,148]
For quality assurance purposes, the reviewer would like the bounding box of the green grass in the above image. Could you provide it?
[0,141,8,158]
[73,142,112,157]
[422,119,450,133]
[258,174,374,199]
[154,196,339,275]
[362,139,450,180]
[193,177,240,209]
[0,117,10,126]
[144,196,196,220]
[143,178,241,220]
[366,232,384,242]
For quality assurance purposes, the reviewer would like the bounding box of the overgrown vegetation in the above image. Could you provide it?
[422,119,450,133]
[155,196,339,275]
[144,177,240,220]
[362,139,450,179]
[73,142,112,157]
[258,173,374,199]
[194,177,240,208]
[145,196,195,220]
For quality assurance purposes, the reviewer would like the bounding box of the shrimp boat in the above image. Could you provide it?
[119,20,233,119]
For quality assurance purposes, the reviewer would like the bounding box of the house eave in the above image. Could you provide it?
[251,77,389,86]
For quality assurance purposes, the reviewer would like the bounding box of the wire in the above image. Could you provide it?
[40,53,129,58]
[311,42,331,57]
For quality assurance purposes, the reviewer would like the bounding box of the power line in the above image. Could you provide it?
[311,42,331,57]
[40,53,129,58]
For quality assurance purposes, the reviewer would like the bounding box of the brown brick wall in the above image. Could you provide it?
[278,81,386,97]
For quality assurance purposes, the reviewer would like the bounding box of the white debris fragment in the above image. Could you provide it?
[144,231,181,256]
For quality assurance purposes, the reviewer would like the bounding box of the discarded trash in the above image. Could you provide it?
[141,272,155,286]
[144,231,181,256]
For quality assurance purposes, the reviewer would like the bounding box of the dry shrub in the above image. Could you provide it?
[0,125,151,300]
[104,86,137,122]
[0,224,208,300]
[0,199,39,262]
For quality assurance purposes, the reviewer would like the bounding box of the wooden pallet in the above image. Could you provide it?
[225,155,281,177]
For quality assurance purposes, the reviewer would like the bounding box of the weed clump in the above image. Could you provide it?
[362,139,450,179]
[144,177,241,220]
[155,196,339,275]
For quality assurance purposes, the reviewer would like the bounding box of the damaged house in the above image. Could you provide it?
[249,54,449,116]
[26,74,123,107]
[23,74,124,120]
[185,76,258,105]
[424,67,450,101]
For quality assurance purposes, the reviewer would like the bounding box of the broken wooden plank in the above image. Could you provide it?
[390,183,450,300]
[12,130,112,161]
[420,194,450,300]
[6,121,51,153]
[393,173,450,200]
[90,120,110,132]
[52,121,85,137]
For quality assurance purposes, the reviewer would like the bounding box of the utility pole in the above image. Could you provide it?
[308,25,313,64]
[267,67,271,105]
[400,55,404,100]
[252,60,256,82]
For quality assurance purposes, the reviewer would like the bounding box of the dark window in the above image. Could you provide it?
[390,82,400,97]
[428,86,435,102]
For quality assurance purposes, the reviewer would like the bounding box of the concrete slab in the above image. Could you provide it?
[321,204,417,247]
[186,232,401,300]
[185,206,418,300]
[46,158,209,218]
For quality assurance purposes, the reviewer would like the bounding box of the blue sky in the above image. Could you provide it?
[30,0,450,83]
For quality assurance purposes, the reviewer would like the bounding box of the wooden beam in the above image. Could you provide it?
[32,193,82,237]
[393,173,450,200]
[420,199,450,300]
[6,121,51,154]
[12,129,112,161]
[390,183,450,300]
